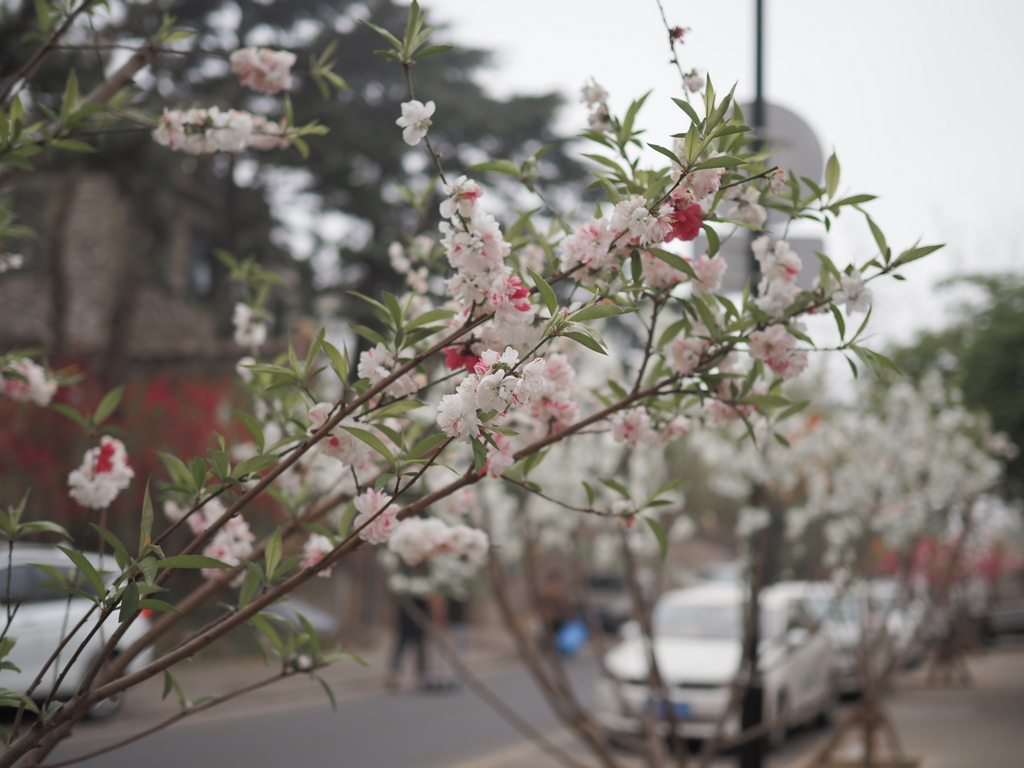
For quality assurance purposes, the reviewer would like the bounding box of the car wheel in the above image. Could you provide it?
[769,691,788,749]
[85,654,123,720]
[816,682,839,727]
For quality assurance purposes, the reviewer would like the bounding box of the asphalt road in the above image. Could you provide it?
[46,658,831,768]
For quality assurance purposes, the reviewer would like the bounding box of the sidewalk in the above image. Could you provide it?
[794,640,1024,768]
[881,640,1024,768]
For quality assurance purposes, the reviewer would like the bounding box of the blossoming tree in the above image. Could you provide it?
[0,1,945,766]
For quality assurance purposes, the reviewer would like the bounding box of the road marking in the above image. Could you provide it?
[444,728,578,768]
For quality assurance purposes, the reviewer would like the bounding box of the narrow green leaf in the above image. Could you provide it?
[646,248,698,280]
[645,517,669,562]
[471,438,487,474]
[119,581,139,622]
[563,331,607,355]
[57,546,105,599]
[156,555,232,570]
[231,410,265,453]
[825,151,840,198]
[527,268,557,315]
[339,426,394,464]
[93,385,124,426]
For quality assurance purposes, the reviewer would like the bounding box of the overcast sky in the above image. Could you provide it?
[422,0,1024,351]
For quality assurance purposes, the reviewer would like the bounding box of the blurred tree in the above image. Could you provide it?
[890,274,1024,497]
[0,0,581,373]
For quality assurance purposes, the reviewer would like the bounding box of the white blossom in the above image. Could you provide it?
[67,437,134,510]
[396,100,435,146]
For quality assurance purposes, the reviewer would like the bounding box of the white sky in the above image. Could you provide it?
[424,0,1024,349]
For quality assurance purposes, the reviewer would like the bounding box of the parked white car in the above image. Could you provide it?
[594,581,834,745]
[0,544,155,718]
[804,580,926,696]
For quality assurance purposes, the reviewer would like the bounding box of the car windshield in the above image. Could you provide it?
[653,602,781,641]
[805,595,858,625]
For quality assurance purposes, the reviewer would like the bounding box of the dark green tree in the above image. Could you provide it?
[0,0,581,369]
[891,274,1024,497]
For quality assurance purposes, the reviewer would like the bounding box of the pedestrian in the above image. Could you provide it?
[384,595,429,691]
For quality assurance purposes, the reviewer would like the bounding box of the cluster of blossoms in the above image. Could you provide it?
[387,516,489,567]
[388,236,433,294]
[437,177,538,351]
[610,407,691,449]
[232,303,269,348]
[353,489,400,544]
[581,80,612,132]
[307,403,375,467]
[202,517,255,578]
[0,253,24,273]
[833,269,873,315]
[153,107,289,155]
[526,353,579,435]
[752,235,804,317]
[67,436,134,510]
[229,47,296,94]
[748,323,809,380]
[437,347,546,442]
[396,100,435,146]
[357,343,419,397]
[0,358,57,407]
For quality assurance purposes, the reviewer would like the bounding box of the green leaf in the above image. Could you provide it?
[408,433,449,460]
[646,248,698,280]
[471,438,488,474]
[893,243,943,267]
[527,268,557,315]
[119,581,139,622]
[671,97,701,125]
[691,155,744,171]
[568,303,638,322]
[599,478,631,499]
[825,151,840,198]
[406,308,456,330]
[321,339,349,385]
[413,43,454,60]
[339,426,394,464]
[233,453,278,479]
[156,555,232,570]
[645,517,669,562]
[93,385,124,426]
[57,546,105,600]
[648,143,680,165]
[738,394,792,409]
[162,670,187,708]
[702,224,721,258]
[563,331,607,355]
[582,481,596,506]
[830,304,846,341]
[265,528,283,581]
[315,675,338,711]
[349,324,387,346]
[18,521,70,540]
[49,403,89,430]
[139,481,154,553]
[90,525,128,570]
[231,410,265,453]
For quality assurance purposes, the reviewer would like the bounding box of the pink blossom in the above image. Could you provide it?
[747,324,808,380]
[440,176,484,219]
[559,217,621,284]
[353,489,400,545]
[358,343,418,397]
[490,274,536,326]
[611,407,652,447]
[301,533,335,577]
[230,47,296,94]
[483,435,516,478]
[667,336,708,377]
[693,254,728,292]
[308,403,374,466]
